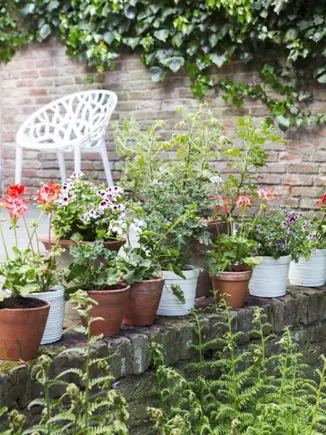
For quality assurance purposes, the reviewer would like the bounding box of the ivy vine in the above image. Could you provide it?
[2,0,326,129]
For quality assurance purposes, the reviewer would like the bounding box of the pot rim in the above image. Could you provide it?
[86,285,130,295]
[38,236,126,246]
[0,301,50,312]
[211,268,252,281]
[133,275,164,284]
[30,285,65,296]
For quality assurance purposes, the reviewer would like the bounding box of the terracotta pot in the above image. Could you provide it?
[82,285,130,337]
[38,236,126,329]
[0,299,50,361]
[190,219,228,298]
[123,277,165,326]
[210,266,252,309]
[38,236,126,268]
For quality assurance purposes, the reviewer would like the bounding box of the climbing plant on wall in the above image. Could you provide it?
[2,0,326,129]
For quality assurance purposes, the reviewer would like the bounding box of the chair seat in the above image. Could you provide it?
[15,90,117,186]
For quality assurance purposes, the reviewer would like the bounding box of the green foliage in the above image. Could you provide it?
[247,208,318,261]
[2,1,326,127]
[0,290,129,434]
[0,246,63,298]
[67,240,120,291]
[149,303,326,434]
[206,233,260,273]
[51,174,127,242]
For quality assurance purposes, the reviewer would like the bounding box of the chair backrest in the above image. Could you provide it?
[17,90,118,149]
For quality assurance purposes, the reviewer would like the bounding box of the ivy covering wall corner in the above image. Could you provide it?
[2,0,326,130]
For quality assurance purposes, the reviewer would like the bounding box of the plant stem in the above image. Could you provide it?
[13,223,18,250]
[0,223,9,260]
[48,212,52,246]
[23,215,34,254]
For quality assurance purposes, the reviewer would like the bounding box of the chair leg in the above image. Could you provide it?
[74,146,81,175]
[15,147,23,184]
[57,151,67,184]
[100,142,114,187]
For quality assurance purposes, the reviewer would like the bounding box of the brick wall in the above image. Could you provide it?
[1,38,326,210]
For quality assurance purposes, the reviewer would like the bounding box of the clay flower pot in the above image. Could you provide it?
[123,277,165,326]
[38,236,126,329]
[210,266,252,309]
[38,236,126,268]
[82,284,130,337]
[0,297,50,361]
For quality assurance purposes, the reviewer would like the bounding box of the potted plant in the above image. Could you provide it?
[288,197,326,287]
[66,240,130,336]
[206,117,284,307]
[114,106,226,298]
[248,208,316,297]
[38,173,128,266]
[0,184,65,360]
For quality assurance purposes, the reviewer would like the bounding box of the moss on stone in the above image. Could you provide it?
[0,360,23,374]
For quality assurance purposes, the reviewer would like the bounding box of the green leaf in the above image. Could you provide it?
[317,73,326,84]
[151,66,167,81]
[154,29,169,42]
[210,53,227,67]
[39,24,51,40]
[277,115,291,131]
[161,56,184,72]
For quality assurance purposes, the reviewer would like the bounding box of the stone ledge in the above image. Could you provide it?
[1,284,326,431]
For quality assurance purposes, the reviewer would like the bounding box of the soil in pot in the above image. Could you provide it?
[82,284,130,337]
[211,266,252,309]
[0,296,50,361]
[123,277,164,326]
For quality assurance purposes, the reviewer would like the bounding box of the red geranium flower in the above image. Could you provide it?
[6,184,31,197]
[316,193,326,206]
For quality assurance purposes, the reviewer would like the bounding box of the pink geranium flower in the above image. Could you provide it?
[0,196,28,223]
[236,195,253,207]
[35,182,61,210]
[257,187,277,201]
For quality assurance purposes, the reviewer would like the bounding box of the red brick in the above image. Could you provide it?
[279,152,302,162]
[283,175,313,186]
[20,71,39,79]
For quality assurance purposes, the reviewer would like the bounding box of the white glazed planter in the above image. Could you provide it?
[249,255,291,298]
[289,249,326,287]
[31,286,65,344]
[157,267,200,316]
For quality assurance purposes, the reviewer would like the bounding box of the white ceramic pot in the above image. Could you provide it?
[249,255,291,298]
[157,267,200,316]
[289,249,326,287]
[31,286,65,344]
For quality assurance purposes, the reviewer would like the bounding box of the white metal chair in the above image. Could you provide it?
[15,90,118,186]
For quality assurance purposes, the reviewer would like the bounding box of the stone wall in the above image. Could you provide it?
[1,39,326,209]
[1,285,326,434]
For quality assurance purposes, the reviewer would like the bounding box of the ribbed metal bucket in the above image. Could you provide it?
[31,286,65,344]
[249,255,291,298]
[289,249,326,287]
[157,267,200,316]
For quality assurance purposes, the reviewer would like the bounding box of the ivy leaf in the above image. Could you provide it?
[210,53,227,67]
[172,33,183,48]
[317,74,326,84]
[48,0,59,11]
[161,56,184,72]
[277,115,291,131]
[209,33,218,47]
[154,29,169,42]
[150,66,167,81]
[20,3,35,15]
[39,24,51,40]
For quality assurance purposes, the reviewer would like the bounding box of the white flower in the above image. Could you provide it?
[210,175,223,185]
[99,199,110,210]
[58,195,70,206]
[70,171,84,180]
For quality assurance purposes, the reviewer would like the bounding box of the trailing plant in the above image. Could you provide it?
[3,1,326,127]
[0,290,130,434]
[148,302,326,434]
